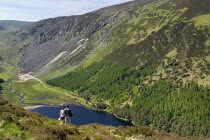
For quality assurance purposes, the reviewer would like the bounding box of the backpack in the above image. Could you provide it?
[69,110,72,117]
[64,108,73,117]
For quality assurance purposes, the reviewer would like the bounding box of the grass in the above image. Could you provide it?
[2,96,193,140]
[44,83,77,96]
[166,47,177,57]
[80,1,175,68]
[0,121,21,139]
[205,55,210,63]
[0,73,12,82]
[7,78,89,107]
[0,63,89,107]
[11,80,71,105]
[20,0,188,80]
[0,61,22,105]
[204,39,210,47]
[1,84,20,105]
[192,14,210,28]
[0,61,20,80]
[0,45,20,64]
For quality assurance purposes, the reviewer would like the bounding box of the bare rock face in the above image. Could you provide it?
[0,67,4,73]
[0,0,210,80]
[12,0,155,77]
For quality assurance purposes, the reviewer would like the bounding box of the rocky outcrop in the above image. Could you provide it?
[10,0,156,78]
[1,0,210,81]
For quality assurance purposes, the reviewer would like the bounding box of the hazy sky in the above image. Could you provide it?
[0,0,132,22]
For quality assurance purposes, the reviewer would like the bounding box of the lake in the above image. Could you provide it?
[28,104,133,127]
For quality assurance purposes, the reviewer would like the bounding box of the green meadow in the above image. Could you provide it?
[11,80,73,105]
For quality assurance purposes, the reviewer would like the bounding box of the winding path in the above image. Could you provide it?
[18,73,86,103]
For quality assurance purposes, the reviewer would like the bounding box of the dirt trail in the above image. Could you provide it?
[18,73,87,109]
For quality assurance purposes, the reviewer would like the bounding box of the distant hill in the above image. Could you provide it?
[0,20,32,32]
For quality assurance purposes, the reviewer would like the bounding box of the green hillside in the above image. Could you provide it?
[0,93,194,140]
[0,0,210,138]
[0,78,207,139]
[0,76,208,139]
[45,0,210,137]
[0,0,209,82]
[47,61,210,137]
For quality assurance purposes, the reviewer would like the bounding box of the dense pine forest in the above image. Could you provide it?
[1,0,210,138]
[47,61,210,137]
[46,61,155,103]
[114,81,210,137]
[1,95,200,140]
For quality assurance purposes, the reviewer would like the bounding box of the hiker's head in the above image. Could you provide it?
[66,105,69,108]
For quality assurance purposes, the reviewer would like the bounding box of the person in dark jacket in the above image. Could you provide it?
[64,105,72,124]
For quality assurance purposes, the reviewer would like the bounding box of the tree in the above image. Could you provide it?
[0,78,4,84]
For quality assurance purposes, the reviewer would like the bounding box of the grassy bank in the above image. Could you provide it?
[11,80,74,105]
[2,95,205,140]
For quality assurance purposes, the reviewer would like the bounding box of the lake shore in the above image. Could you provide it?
[24,100,134,126]
[23,101,84,110]
[17,73,133,125]
[27,103,133,127]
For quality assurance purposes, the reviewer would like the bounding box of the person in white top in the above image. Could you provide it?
[59,107,65,125]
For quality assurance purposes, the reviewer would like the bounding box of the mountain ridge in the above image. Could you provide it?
[0,20,32,32]
[0,0,210,137]
[1,0,210,79]
[0,0,158,79]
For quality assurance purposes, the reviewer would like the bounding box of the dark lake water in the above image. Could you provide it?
[28,104,133,127]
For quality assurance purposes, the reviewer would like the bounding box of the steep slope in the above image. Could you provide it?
[0,0,210,138]
[44,0,210,137]
[104,0,210,86]
[0,95,195,140]
[47,61,210,137]
[0,0,157,78]
[1,0,209,82]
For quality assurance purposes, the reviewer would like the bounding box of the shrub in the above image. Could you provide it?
[96,103,107,109]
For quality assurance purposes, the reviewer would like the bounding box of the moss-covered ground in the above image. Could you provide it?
[192,14,210,28]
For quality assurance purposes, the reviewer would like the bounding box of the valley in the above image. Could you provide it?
[0,0,210,139]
